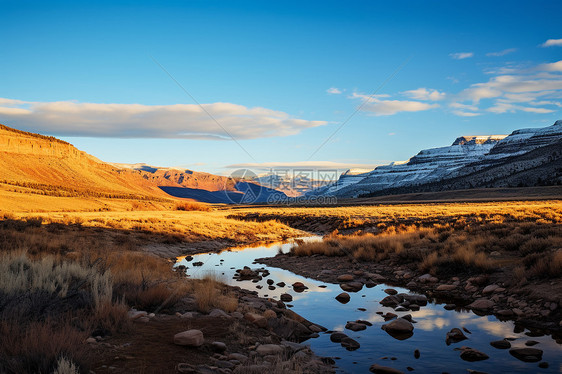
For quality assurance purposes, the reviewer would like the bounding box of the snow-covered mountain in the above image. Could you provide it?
[309,120,562,198]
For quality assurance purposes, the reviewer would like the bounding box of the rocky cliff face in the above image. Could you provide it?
[311,121,562,198]
[0,124,168,198]
[0,124,97,161]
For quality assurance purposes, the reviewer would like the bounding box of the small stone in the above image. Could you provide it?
[538,362,549,369]
[414,349,420,359]
[256,344,283,356]
[209,309,230,318]
[490,340,511,349]
[446,328,468,345]
[211,341,227,353]
[525,340,539,346]
[244,313,267,328]
[86,337,97,344]
[173,330,204,347]
[468,298,495,311]
[436,284,456,291]
[280,293,293,302]
[335,292,351,303]
[341,337,360,350]
[345,321,367,331]
[337,274,354,282]
[330,332,348,343]
[460,348,489,362]
[369,364,404,373]
[384,288,398,295]
[482,285,499,294]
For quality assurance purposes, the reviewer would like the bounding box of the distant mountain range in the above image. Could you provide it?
[2,120,561,207]
[308,120,562,198]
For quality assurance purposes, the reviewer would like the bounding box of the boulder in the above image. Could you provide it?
[337,274,354,282]
[341,337,360,350]
[244,313,268,328]
[292,282,307,292]
[345,321,367,331]
[380,295,401,307]
[335,292,351,303]
[490,340,511,349]
[382,318,414,340]
[468,298,495,311]
[401,294,428,306]
[173,330,204,347]
[211,341,227,353]
[330,332,348,343]
[209,309,230,318]
[446,328,468,345]
[267,315,312,341]
[509,347,543,362]
[436,284,456,291]
[256,344,283,356]
[369,364,404,374]
[459,348,489,362]
[341,281,363,292]
[482,284,499,294]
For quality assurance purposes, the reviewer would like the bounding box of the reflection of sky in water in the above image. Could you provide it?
[175,239,562,374]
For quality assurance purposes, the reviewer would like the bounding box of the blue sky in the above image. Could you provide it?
[1,0,562,175]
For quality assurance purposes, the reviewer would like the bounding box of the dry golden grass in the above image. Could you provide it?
[285,201,562,279]
[174,201,213,212]
[189,273,239,313]
[9,209,304,247]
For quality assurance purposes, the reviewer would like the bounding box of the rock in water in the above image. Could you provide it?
[467,298,495,311]
[341,337,360,350]
[509,347,543,362]
[369,364,404,374]
[330,332,348,343]
[335,292,351,303]
[446,328,468,345]
[174,330,204,347]
[381,318,414,340]
[490,340,511,349]
[459,348,489,362]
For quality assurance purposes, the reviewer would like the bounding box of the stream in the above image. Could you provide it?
[174,237,562,373]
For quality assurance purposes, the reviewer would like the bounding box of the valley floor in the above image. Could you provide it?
[1,194,561,373]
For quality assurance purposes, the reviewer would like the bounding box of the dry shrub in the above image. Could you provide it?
[90,300,131,334]
[174,201,213,212]
[191,274,238,313]
[0,319,89,374]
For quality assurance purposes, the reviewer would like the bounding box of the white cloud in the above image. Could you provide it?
[541,38,562,47]
[350,93,438,115]
[326,87,342,94]
[403,88,446,101]
[487,101,555,114]
[452,110,481,117]
[449,102,480,117]
[486,48,517,57]
[225,161,378,171]
[537,60,562,72]
[0,99,327,140]
[360,99,439,116]
[450,52,474,60]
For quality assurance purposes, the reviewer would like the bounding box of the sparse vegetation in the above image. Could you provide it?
[174,201,213,212]
[284,201,562,279]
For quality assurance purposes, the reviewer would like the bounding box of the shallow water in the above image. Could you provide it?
[175,238,562,373]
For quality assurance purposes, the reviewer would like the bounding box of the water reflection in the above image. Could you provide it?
[175,238,562,374]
